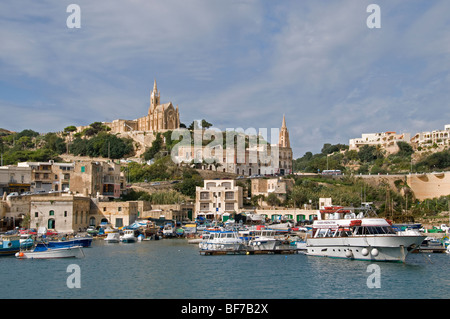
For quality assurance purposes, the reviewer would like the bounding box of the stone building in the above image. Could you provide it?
[251,177,294,204]
[90,199,139,228]
[29,194,91,233]
[18,161,73,193]
[0,165,31,195]
[104,80,180,134]
[70,161,124,199]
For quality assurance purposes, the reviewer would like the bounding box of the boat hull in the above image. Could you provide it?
[0,247,20,256]
[199,242,245,251]
[104,233,120,243]
[47,237,92,248]
[120,238,136,243]
[15,246,85,259]
[306,235,426,262]
[248,238,280,250]
[0,236,21,256]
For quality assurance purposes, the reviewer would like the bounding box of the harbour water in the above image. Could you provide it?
[0,238,449,299]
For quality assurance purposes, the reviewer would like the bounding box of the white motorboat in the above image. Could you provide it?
[199,230,244,251]
[104,232,120,243]
[247,229,282,250]
[120,229,136,243]
[15,246,85,259]
[306,217,426,262]
[162,223,176,237]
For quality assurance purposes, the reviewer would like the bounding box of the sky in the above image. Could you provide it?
[0,0,449,158]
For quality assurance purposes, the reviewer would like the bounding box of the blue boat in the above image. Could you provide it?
[35,237,92,251]
[0,235,21,256]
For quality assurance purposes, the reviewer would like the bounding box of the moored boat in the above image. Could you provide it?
[0,235,21,256]
[162,223,176,237]
[15,245,85,259]
[120,229,137,243]
[306,216,426,262]
[46,236,92,248]
[104,232,120,243]
[247,229,282,250]
[199,230,244,252]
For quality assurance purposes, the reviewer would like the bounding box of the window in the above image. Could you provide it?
[115,218,123,228]
[35,212,39,217]
[64,211,67,217]
[225,203,234,211]
[49,210,54,216]
[81,166,85,173]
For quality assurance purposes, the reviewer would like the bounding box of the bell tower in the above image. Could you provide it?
[279,114,290,148]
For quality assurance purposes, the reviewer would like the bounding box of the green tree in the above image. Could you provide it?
[266,193,281,207]
[143,133,163,161]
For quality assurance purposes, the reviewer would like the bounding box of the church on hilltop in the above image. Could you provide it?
[105,79,180,134]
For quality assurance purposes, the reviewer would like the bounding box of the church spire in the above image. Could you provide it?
[279,114,290,148]
[149,78,160,113]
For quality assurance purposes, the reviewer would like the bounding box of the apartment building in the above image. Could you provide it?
[195,179,243,220]
[251,177,294,204]
[349,131,411,154]
[18,161,74,193]
[410,124,450,149]
[69,161,124,199]
[0,165,31,195]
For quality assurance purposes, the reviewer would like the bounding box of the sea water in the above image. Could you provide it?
[0,239,448,299]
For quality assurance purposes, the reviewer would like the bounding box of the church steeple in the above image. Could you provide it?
[149,79,160,113]
[279,114,290,148]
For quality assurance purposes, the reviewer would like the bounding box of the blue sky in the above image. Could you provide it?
[0,1,449,158]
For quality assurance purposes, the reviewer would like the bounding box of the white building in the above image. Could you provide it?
[410,124,450,149]
[195,179,243,220]
[349,131,411,154]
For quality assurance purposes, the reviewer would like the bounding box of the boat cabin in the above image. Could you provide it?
[312,219,396,238]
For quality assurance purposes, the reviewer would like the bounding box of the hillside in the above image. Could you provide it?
[294,142,450,175]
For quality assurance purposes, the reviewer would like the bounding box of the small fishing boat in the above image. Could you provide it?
[0,235,21,256]
[120,229,136,243]
[162,223,176,237]
[15,245,85,259]
[104,232,120,243]
[47,236,92,248]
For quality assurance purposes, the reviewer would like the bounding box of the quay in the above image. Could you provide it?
[199,246,302,256]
